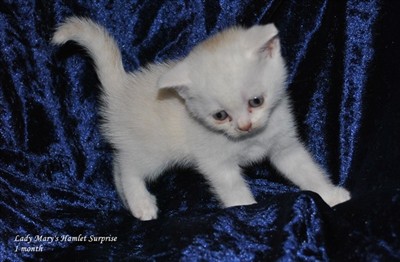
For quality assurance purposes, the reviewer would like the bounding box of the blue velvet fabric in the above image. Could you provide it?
[1,0,400,260]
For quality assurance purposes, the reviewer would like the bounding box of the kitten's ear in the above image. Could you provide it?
[157,61,191,99]
[250,23,280,58]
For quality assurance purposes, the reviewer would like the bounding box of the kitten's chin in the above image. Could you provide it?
[205,118,268,140]
[224,127,262,140]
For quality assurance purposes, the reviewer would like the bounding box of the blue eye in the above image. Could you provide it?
[213,110,229,121]
[249,96,264,108]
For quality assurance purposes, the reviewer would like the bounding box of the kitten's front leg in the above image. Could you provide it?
[198,163,256,207]
[268,139,351,207]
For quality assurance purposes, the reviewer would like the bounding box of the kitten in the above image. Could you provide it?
[52,17,351,221]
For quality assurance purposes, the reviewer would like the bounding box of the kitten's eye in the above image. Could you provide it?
[248,96,264,108]
[213,110,229,121]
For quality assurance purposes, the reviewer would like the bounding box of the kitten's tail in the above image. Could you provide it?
[52,17,125,95]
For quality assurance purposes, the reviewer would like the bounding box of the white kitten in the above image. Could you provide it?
[52,17,351,221]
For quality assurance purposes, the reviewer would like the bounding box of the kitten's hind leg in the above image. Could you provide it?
[117,159,158,221]
[121,174,158,221]
[113,162,128,208]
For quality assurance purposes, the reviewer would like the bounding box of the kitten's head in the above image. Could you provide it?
[158,24,287,139]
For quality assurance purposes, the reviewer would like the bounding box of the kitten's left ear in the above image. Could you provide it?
[249,23,280,58]
[157,60,192,100]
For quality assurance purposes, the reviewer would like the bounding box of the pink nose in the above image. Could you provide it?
[238,122,252,132]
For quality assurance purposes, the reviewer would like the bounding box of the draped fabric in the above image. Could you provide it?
[1,1,400,260]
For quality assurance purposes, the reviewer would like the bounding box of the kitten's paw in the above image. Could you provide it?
[222,194,257,208]
[128,195,158,221]
[320,187,351,207]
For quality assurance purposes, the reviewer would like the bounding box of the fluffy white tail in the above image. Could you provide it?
[52,17,126,95]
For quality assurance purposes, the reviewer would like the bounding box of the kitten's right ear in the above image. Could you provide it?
[157,61,192,100]
[249,24,281,58]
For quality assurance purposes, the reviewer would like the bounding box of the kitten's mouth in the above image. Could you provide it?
[230,127,256,139]
[229,124,266,140]
[237,128,252,134]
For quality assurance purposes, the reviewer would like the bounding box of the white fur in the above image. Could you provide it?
[52,17,351,220]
